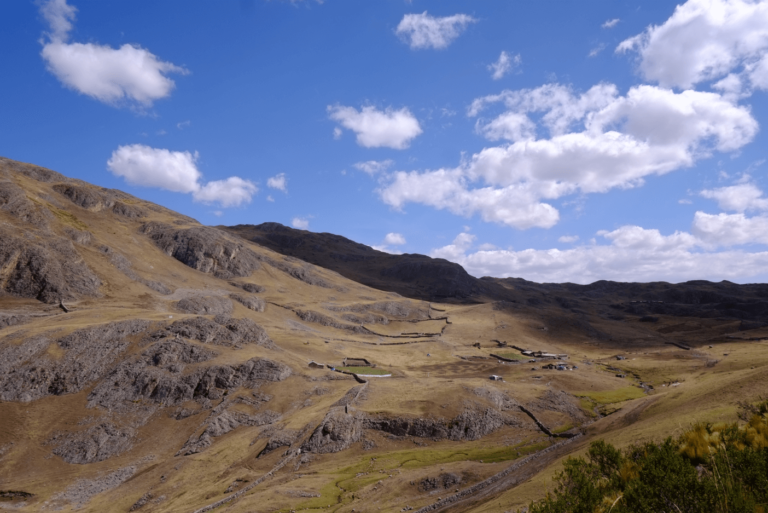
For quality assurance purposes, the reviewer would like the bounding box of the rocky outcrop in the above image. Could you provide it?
[301,406,511,455]
[139,222,261,279]
[112,201,146,218]
[0,181,50,227]
[334,301,430,319]
[48,422,135,464]
[0,227,101,303]
[0,314,31,330]
[301,408,365,454]
[258,429,299,457]
[295,309,361,332]
[230,282,265,294]
[363,416,449,440]
[419,473,461,492]
[180,410,280,455]
[0,320,151,402]
[175,296,233,316]
[0,158,68,183]
[230,294,265,312]
[156,316,274,349]
[447,408,507,441]
[52,184,110,211]
[88,342,290,411]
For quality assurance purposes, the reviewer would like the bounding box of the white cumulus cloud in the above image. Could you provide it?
[558,235,579,243]
[107,144,256,207]
[328,105,422,149]
[292,217,309,230]
[432,224,768,283]
[692,211,768,246]
[107,144,201,193]
[39,0,187,108]
[353,160,394,175]
[267,173,287,192]
[193,177,258,208]
[700,182,768,212]
[396,11,477,50]
[602,18,620,29]
[617,0,768,93]
[384,232,406,245]
[488,51,520,80]
[380,82,756,230]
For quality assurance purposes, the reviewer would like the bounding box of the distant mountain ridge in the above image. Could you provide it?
[224,222,768,323]
[223,222,509,302]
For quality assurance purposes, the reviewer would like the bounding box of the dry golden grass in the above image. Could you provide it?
[2,165,767,513]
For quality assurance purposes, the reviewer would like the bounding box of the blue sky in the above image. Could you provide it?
[3,0,768,283]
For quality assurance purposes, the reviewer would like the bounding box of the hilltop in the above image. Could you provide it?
[0,156,767,513]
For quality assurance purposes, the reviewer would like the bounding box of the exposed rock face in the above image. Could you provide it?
[157,316,274,349]
[139,222,261,279]
[180,410,281,455]
[88,339,290,411]
[112,201,146,218]
[363,416,449,440]
[0,158,68,183]
[301,406,511,455]
[302,408,365,454]
[0,227,101,303]
[0,320,151,402]
[48,422,135,464]
[326,301,429,319]
[175,296,233,316]
[53,184,110,211]
[258,429,299,457]
[295,309,361,332]
[0,314,31,330]
[230,282,265,294]
[0,181,50,227]
[231,294,265,312]
[419,473,461,492]
[447,408,507,441]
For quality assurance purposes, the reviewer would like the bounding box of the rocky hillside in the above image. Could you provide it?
[1,156,766,513]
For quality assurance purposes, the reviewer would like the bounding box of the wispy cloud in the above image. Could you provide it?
[396,11,477,49]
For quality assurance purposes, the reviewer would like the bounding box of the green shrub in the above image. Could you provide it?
[526,400,768,513]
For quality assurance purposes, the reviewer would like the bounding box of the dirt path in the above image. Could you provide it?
[413,435,585,513]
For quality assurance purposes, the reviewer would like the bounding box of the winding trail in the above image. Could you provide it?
[413,435,583,513]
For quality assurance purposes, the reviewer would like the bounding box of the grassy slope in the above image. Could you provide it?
[1,159,767,513]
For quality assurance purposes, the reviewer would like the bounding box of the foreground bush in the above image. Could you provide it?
[527,400,768,513]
